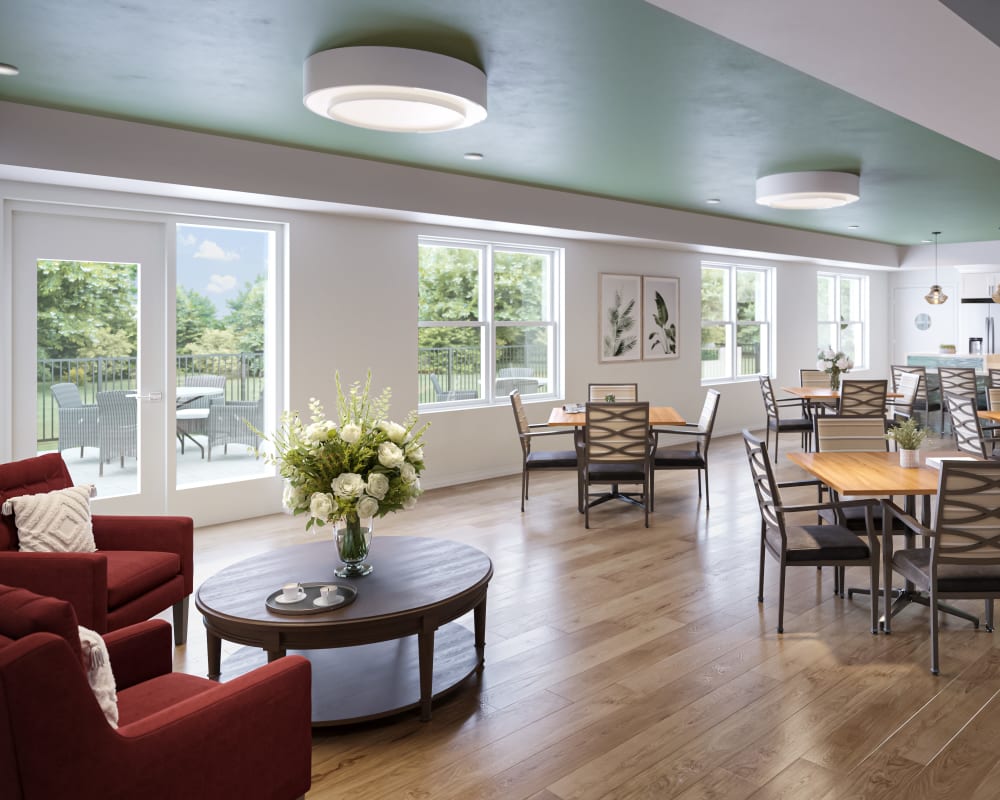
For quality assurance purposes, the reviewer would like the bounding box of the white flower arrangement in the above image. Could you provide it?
[261,373,429,531]
[817,347,854,374]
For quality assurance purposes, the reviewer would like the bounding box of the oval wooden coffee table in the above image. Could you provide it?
[195,536,492,725]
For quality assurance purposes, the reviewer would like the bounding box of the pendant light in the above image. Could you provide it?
[925,231,948,305]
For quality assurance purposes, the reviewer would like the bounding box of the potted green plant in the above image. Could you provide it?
[886,417,929,468]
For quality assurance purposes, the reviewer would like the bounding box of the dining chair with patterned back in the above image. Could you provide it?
[581,401,652,528]
[989,368,1000,389]
[206,391,264,462]
[587,383,638,402]
[651,388,720,510]
[892,364,940,430]
[944,392,990,458]
[799,369,830,388]
[758,376,812,463]
[496,377,541,397]
[96,390,137,477]
[938,367,978,433]
[837,379,888,417]
[882,460,1000,674]
[508,390,579,512]
[50,382,99,459]
[887,371,921,425]
[742,429,880,634]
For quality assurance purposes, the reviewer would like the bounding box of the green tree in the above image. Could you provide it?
[37,260,138,360]
[176,286,218,351]
[184,328,238,354]
[223,275,265,352]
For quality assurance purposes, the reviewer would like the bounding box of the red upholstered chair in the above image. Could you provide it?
[0,584,311,800]
[0,453,193,644]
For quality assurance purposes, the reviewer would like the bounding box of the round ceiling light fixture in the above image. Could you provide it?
[755,170,860,210]
[303,46,487,133]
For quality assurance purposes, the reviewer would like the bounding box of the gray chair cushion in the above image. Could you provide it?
[769,524,871,562]
[585,462,646,483]
[526,450,577,469]
[653,447,704,468]
[892,548,1000,594]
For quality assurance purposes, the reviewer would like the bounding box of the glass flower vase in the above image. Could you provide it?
[829,367,841,390]
[334,514,374,577]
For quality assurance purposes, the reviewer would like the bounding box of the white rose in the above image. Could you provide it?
[340,423,362,444]
[305,420,335,443]
[405,443,424,463]
[835,356,851,370]
[283,484,304,510]
[378,441,405,469]
[378,420,407,444]
[822,347,836,360]
[357,495,379,518]
[309,492,334,521]
[816,360,827,371]
[367,473,389,499]
[399,462,417,484]
[402,495,417,510]
[332,472,365,498]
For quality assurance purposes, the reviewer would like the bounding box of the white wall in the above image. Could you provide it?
[0,103,900,504]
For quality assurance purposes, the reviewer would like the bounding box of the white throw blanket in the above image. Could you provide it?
[78,625,118,728]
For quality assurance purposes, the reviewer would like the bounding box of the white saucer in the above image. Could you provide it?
[274,591,306,604]
[313,594,344,607]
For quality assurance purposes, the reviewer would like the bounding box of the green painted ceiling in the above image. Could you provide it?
[1,0,999,246]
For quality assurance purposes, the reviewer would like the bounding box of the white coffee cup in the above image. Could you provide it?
[320,585,336,602]
[281,582,301,601]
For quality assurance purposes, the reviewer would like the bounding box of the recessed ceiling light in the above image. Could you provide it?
[303,46,487,133]
[847,224,860,229]
[0,63,19,76]
[463,152,484,161]
[755,171,860,210]
[920,239,932,244]
[705,198,721,205]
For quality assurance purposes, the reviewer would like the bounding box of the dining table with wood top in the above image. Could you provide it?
[787,449,981,631]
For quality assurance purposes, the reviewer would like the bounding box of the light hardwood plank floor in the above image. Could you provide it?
[170,431,1000,799]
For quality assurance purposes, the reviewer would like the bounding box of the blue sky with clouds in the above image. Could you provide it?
[176,224,269,317]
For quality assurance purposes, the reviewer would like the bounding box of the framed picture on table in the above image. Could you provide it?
[599,273,641,363]
[642,276,679,360]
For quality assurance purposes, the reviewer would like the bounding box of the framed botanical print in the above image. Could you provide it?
[599,273,642,362]
[642,276,679,359]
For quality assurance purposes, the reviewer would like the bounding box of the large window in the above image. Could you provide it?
[418,237,561,408]
[817,273,867,368]
[701,262,773,382]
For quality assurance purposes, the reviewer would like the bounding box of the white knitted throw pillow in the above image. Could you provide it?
[0,485,96,553]
[78,625,118,728]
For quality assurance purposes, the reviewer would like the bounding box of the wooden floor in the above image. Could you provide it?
[173,431,1000,800]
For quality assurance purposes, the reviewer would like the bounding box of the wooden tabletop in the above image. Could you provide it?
[547,405,685,427]
[786,450,966,496]
[979,409,1000,423]
[782,386,903,400]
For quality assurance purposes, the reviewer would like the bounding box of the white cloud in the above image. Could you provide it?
[194,240,239,262]
[205,274,238,294]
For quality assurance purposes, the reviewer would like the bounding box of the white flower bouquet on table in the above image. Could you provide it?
[817,348,854,389]
[262,373,428,575]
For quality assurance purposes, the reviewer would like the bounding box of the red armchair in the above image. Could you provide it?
[0,584,312,800]
[0,453,194,644]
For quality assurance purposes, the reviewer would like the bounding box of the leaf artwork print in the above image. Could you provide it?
[603,290,637,357]
[647,291,677,354]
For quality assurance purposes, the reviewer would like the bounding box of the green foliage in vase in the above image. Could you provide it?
[603,290,637,358]
[886,417,929,450]
[647,291,677,354]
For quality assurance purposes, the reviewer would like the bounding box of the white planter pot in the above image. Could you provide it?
[899,448,920,469]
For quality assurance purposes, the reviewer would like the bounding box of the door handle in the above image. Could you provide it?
[134,391,163,402]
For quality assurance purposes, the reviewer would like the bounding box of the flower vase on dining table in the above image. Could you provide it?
[334,513,374,577]
[829,367,841,391]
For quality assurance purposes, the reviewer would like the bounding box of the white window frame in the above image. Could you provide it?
[817,272,868,369]
[700,261,774,385]
[418,236,562,410]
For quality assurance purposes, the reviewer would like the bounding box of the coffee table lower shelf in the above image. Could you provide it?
[220,622,480,726]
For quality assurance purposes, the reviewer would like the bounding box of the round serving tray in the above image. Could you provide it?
[265,582,357,615]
